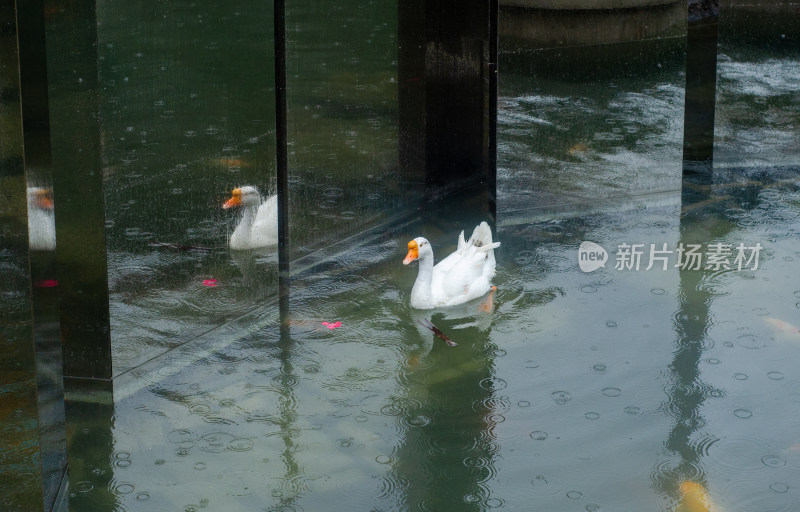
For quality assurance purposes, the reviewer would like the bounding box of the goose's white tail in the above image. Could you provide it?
[469,221,500,251]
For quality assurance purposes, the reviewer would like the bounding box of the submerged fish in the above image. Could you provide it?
[568,142,589,155]
[676,481,714,512]
[765,317,800,341]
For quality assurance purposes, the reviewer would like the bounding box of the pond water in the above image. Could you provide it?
[66,171,800,512]
[5,1,798,511]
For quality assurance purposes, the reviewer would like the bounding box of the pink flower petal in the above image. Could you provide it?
[203,279,217,287]
[322,321,329,326]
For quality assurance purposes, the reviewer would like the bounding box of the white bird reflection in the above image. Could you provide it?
[26,187,56,251]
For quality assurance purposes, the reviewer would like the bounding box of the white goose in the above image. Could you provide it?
[223,186,278,250]
[403,222,500,309]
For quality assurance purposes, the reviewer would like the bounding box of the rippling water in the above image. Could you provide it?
[47,2,800,510]
[62,173,800,512]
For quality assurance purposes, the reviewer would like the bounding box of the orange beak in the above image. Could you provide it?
[223,188,242,209]
[37,193,54,210]
[403,240,419,265]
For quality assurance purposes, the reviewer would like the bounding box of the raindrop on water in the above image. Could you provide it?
[761,455,786,468]
[770,482,789,493]
[552,391,572,404]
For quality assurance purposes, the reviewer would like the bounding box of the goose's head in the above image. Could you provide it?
[403,237,431,265]
[223,186,261,209]
[28,187,54,210]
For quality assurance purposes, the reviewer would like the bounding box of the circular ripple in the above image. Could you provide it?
[624,406,641,415]
[157,366,181,377]
[651,288,666,295]
[530,474,562,496]
[227,438,254,452]
[112,482,135,495]
[593,364,607,373]
[770,483,789,493]
[425,429,479,456]
[135,492,150,501]
[601,387,621,397]
[706,437,775,474]
[380,396,423,417]
[485,497,504,508]
[479,377,508,391]
[734,409,753,419]
[734,373,749,381]
[566,490,583,499]
[530,431,548,441]
[376,454,394,465]
[189,404,211,416]
[400,415,431,428]
[737,334,762,349]
[198,432,236,453]
[167,430,197,444]
[552,391,572,405]
[585,412,600,420]
[767,371,784,380]
[377,473,411,499]
[473,395,512,413]
[74,481,93,493]
[113,459,132,468]
[762,455,786,468]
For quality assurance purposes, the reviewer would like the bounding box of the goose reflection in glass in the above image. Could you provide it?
[223,186,278,250]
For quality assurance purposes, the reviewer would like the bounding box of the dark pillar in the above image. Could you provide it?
[682,0,719,182]
[1,0,68,509]
[274,0,290,329]
[399,0,497,206]
[44,0,113,382]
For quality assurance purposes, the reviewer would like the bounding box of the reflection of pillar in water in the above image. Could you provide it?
[392,317,501,510]
[654,189,733,503]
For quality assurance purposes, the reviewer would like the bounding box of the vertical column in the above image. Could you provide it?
[2,0,68,509]
[682,0,719,181]
[44,0,113,381]
[399,0,497,204]
[274,0,290,328]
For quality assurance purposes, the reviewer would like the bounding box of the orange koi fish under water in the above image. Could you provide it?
[676,481,715,512]
[765,317,800,341]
